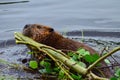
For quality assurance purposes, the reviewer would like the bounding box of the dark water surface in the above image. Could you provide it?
[0,0,120,79]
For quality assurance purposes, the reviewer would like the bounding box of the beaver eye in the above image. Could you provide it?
[37,26,41,29]
[49,28,54,32]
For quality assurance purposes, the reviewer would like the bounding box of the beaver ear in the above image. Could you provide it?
[24,24,31,29]
[49,28,54,32]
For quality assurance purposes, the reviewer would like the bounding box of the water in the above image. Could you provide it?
[0,0,120,40]
[0,0,120,79]
[1,0,120,32]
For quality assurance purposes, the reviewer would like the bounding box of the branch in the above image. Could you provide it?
[87,47,120,72]
[14,32,108,80]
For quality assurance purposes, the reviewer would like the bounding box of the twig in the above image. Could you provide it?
[87,47,120,72]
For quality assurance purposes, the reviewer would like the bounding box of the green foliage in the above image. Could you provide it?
[53,67,60,72]
[39,69,47,74]
[39,60,52,74]
[77,48,90,56]
[115,68,120,77]
[71,73,82,80]
[27,51,34,54]
[77,61,86,68]
[102,53,111,64]
[29,60,38,69]
[84,54,100,63]
[110,68,120,80]
[58,70,65,79]
[27,48,107,80]
[104,59,111,64]
[110,77,118,80]
[70,48,100,65]
[29,48,100,79]
[72,54,79,61]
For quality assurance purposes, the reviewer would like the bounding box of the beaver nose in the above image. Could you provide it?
[49,28,54,32]
[24,24,31,29]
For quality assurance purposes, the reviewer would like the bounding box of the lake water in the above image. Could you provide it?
[0,0,120,40]
[0,0,120,79]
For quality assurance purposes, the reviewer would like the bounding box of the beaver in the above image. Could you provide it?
[23,24,112,78]
[23,24,97,54]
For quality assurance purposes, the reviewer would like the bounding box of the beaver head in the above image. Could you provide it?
[23,24,55,43]
[23,24,62,45]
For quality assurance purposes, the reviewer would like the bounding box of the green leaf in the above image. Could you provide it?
[40,60,51,68]
[84,54,100,63]
[77,61,86,68]
[40,60,45,67]
[71,73,82,80]
[58,70,65,79]
[44,58,52,61]
[68,52,74,57]
[110,77,117,80]
[92,54,100,61]
[29,60,38,69]
[104,59,111,64]
[77,48,86,54]
[39,69,47,73]
[77,48,90,57]
[84,55,93,63]
[115,68,120,77]
[53,67,60,72]
[27,51,34,54]
[45,64,52,73]
[84,51,90,55]
[39,60,52,73]
[72,54,78,61]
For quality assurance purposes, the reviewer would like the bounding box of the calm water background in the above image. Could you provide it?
[0,0,120,40]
